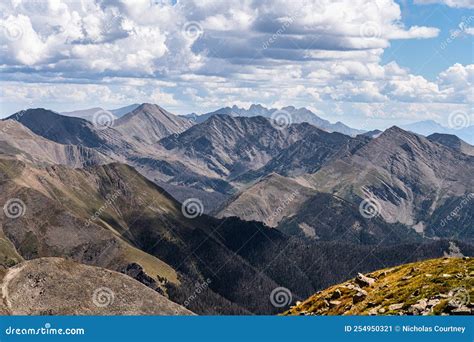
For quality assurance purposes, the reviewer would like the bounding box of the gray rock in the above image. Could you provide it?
[388,303,404,311]
[355,273,376,287]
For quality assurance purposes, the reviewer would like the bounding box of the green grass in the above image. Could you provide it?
[284,257,473,316]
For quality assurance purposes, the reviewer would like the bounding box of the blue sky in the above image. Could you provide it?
[0,0,472,131]
[384,0,472,79]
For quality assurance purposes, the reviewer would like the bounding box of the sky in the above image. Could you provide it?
[0,0,472,131]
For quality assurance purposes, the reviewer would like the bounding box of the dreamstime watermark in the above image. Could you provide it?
[439,193,474,228]
[1,19,23,41]
[359,21,382,39]
[267,190,299,223]
[440,15,474,50]
[1,110,26,133]
[359,197,381,219]
[173,114,197,138]
[3,198,26,219]
[181,198,204,219]
[269,287,292,308]
[262,9,303,50]
[85,189,122,227]
[448,110,471,130]
[92,287,115,307]
[270,109,292,130]
[183,278,212,308]
[92,110,115,130]
[182,21,203,40]
[448,287,470,307]
[5,323,85,336]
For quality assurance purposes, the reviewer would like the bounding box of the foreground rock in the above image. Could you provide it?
[0,258,193,315]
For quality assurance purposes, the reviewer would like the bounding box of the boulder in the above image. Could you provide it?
[355,273,375,287]
[388,303,404,311]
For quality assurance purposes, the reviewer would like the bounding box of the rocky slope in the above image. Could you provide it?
[160,114,323,179]
[308,126,474,237]
[5,108,117,149]
[0,257,193,315]
[114,103,194,144]
[284,257,473,316]
[217,173,317,227]
[237,131,369,181]
[0,120,111,167]
[277,192,421,244]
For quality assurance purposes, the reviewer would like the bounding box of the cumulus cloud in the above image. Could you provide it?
[0,0,470,128]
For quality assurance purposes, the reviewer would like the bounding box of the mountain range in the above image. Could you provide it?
[186,104,365,137]
[401,120,473,145]
[1,102,473,315]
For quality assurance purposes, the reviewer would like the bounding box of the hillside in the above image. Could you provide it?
[309,126,474,237]
[284,257,473,316]
[0,120,111,167]
[217,173,317,227]
[0,257,193,315]
[237,131,369,181]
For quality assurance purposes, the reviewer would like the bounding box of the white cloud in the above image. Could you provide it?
[465,27,474,35]
[0,0,469,128]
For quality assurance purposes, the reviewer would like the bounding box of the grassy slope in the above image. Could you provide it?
[0,158,180,286]
[284,257,473,315]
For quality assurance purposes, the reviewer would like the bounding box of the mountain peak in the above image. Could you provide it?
[381,125,409,136]
[135,103,163,111]
[113,103,193,144]
[7,108,88,125]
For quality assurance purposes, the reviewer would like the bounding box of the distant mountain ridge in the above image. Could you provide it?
[401,120,473,145]
[187,104,365,137]
[427,133,474,156]
[160,114,327,180]
[61,104,140,122]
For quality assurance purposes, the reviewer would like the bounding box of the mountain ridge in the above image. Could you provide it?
[188,104,365,137]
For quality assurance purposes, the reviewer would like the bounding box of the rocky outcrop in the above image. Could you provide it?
[284,257,473,316]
